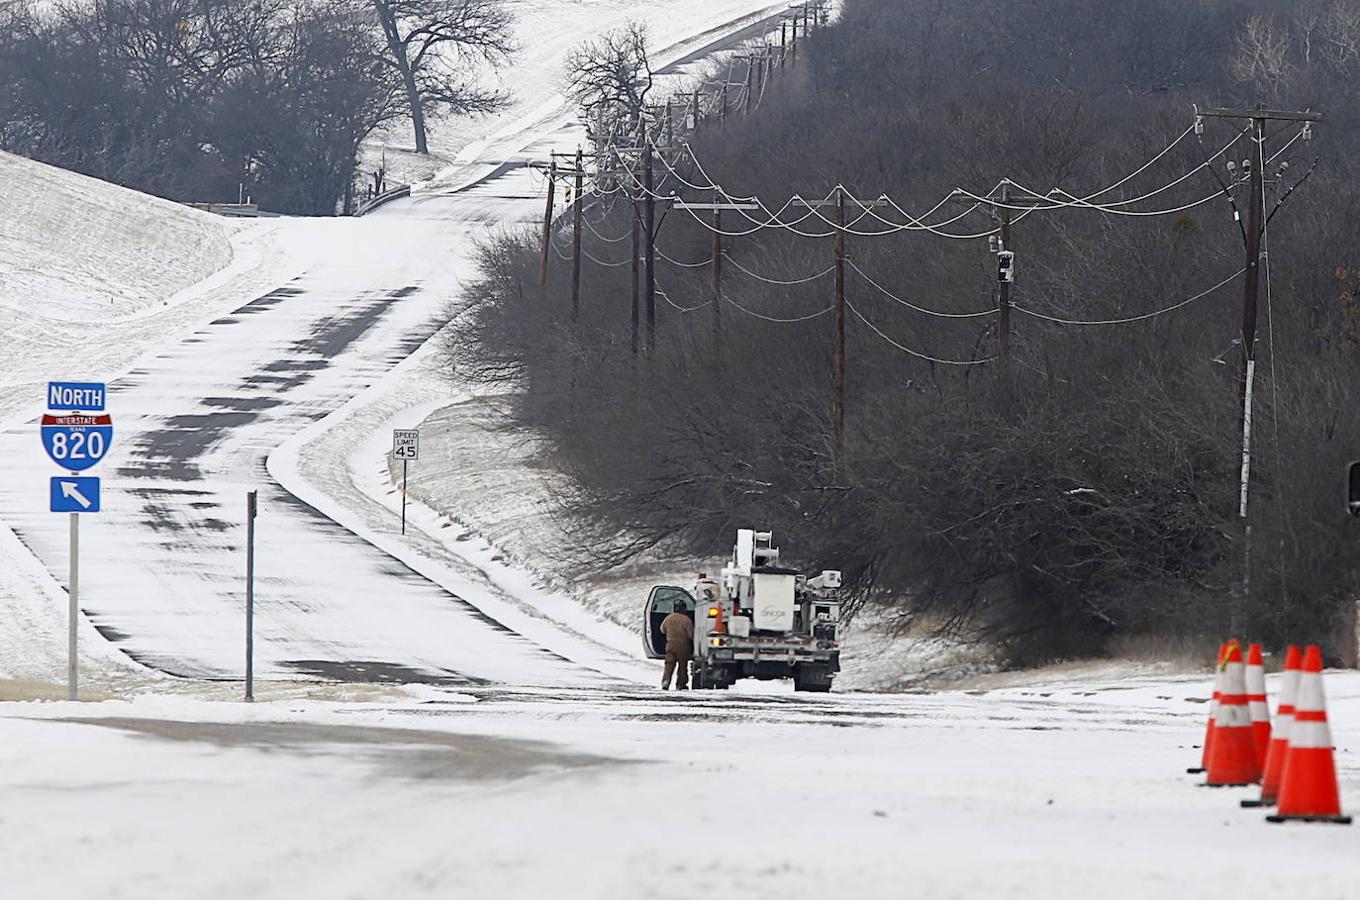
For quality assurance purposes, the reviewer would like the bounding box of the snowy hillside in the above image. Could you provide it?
[0,150,232,322]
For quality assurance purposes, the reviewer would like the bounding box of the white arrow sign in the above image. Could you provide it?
[60,481,93,510]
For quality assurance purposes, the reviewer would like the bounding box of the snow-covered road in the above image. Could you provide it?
[5,669,1360,899]
[0,2,789,687]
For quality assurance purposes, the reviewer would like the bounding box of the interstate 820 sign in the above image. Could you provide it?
[42,382,113,473]
[41,413,113,471]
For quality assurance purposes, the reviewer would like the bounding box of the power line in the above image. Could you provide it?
[722,251,836,284]
[1011,267,1245,325]
[845,257,996,319]
[722,292,834,323]
[844,300,994,366]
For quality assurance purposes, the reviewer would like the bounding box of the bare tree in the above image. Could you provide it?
[563,21,652,149]
[368,0,513,154]
[1231,15,1294,94]
[1320,0,1360,75]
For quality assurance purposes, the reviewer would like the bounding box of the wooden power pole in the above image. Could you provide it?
[791,190,891,482]
[949,181,1049,373]
[643,145,657,354]
[1200,104,1323,634]
[538,160,556,289]
[571,147,584,322]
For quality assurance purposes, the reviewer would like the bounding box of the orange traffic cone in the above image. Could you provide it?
[1204,640,1260,786]
[1243,645,1300,808]
[1245,643,1272,763]
[1188,642,1229,774]
[1267,645,1352,824]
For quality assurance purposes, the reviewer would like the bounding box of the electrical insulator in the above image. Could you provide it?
[1303,122,1313,143]
[1194,116,1204,135]
[997,250,1015,284]
[988,235,999,253]
[1242,158,1252,173]
[1226,160,1237,174]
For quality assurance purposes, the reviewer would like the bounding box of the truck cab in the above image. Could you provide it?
[641,585,695,660]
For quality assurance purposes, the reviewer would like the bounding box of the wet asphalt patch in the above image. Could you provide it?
[46,718,618,782]
[282,660,490,686]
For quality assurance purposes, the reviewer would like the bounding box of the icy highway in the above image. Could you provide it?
[0,4,789,688]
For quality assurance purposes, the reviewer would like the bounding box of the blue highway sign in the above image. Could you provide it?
[48,382,107,412]
[41,413,113,471]
[50,477,100,513]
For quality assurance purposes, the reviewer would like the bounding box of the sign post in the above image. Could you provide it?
[392,429,420,535]
[245,490,257,702]
[68,511,78,700]
[42,382,111,702]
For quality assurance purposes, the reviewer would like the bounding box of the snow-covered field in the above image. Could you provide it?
[4,668,1360,898]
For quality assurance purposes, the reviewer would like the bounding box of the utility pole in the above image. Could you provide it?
[712,203,723,339]
[571,147,584,322]
[833,188,846,481]
[692,89,701,130]
[744,61,754,115]
[538,160,556,289]
[720,82,729,122]
[790,191,891,482]
[674,199,764,339]
[1200,104,1323,635]
[643,144,657,354]
[780,22,788,67]
[631,175,641,357]
[998,199,1012,366]
[949,181,1047,374]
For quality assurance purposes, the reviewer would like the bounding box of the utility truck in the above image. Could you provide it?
[642,529,843,691]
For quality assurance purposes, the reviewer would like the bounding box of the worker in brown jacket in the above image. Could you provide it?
[660,598,695,690]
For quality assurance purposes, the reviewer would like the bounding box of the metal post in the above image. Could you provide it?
[68,510,78,701]
[245,490,256,702]
[401,458,409,536]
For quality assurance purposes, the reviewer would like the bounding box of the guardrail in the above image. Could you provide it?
[354,184,411,217]
[186,202,283,218]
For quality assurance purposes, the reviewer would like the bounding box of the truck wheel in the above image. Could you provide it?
[794,667,833,693]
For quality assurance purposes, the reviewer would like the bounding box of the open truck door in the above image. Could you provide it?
[642,585,695,659]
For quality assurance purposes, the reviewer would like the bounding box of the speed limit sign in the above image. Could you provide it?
[392,429,419,460]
